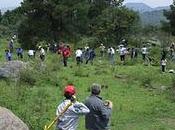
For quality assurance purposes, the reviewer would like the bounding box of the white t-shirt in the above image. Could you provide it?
[40,48,45,55]
[119,47,126,56]
[100,45,105,51]
[75,49,83,57]
[110,47,115,55]
[28,50,34,56]
[161,59,167,66]
[142,47,147,54]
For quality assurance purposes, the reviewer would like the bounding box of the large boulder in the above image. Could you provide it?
[0,107,29,130]
[0,61,27,80]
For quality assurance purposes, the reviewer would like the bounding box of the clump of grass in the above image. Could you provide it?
[19,69,37,86]
[141,77,153,89]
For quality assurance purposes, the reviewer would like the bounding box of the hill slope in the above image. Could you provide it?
[125,3,170,26]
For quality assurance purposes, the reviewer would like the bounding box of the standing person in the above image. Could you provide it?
[108,47,115,65]
[56,85,90,130]
[130,48,135,60]
[86,48,96,65]
[141,45,148,61]
[5,50,12,61]
[62,45,71,67]
[119,45,126,63]
[8,39,14,52]
[84,44,89,51]
[40,47,45,61]
[85,83,112,130]
[16,48,23,59]
[161,58,167,72]
[28,49,35,58]
[75,48,83,65]
[99,44,105,57]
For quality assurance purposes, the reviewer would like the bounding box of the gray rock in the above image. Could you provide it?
[0,107,29,130]
[0,61,27,80]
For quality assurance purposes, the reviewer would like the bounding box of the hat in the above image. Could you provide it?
[91,83,101,95]
[64,85,76,96]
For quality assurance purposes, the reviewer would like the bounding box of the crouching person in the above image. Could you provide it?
[85,83,112,130]
[56,85,90,130]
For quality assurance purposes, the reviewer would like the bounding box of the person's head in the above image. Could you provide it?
[91,83,101,95]
[64,85,76,100]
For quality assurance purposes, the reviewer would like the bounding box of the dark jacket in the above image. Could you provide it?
[85,95,112,130]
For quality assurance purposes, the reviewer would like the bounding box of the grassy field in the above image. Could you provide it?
[0,38,175,130]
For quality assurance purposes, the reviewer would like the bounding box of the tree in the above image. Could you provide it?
[0,10,2,23]
[163,1,175,35]
[90,7,139,45]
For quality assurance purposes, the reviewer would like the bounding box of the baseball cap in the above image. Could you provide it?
[64,85,76,96]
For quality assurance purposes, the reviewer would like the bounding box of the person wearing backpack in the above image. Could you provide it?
[56,85,90,130]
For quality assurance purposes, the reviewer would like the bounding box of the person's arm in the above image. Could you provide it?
[73,102,90,115]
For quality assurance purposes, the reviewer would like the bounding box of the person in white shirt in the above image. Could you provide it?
[84,44,89,51]
[109,47,115,65]
[28,50,35,58]
[40,47,45,61]
[99,44,105,57]
[161,58,167,72]
[75,48,83,65]
[56,85,89,130]
[141,45,148,61]
[119,45,126,62]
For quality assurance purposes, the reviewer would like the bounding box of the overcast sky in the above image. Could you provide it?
[0,0,173,8]
[124,0,173,7]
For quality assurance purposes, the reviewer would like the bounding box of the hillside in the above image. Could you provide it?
[125,3,170,26]
[0,38,175,130]
[140,10,168,26]
[0,7,17,14]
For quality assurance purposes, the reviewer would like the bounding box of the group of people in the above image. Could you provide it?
[4,36,175,73]
[55,83,112,130]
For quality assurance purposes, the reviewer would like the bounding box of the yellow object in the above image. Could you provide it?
[44,102,73,130]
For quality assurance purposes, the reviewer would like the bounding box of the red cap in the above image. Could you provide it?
[64,85,76,95]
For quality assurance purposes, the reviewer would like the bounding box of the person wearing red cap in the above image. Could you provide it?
[56,85,90,130]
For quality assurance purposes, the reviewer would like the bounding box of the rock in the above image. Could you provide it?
[0,61,27,80]
[0,107,29,130]
[160,86,167,91]
[169,69,175,74]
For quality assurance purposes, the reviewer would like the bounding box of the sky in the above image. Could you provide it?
[0,0,173,8]
[124,0,173,8]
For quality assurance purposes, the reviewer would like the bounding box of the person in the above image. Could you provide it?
[16,48,23,59]
[108,47,115,65]
[8,39,14,52]
[75,48,83,65]
[99,44,105,57]
[85,83,112,130]
[141,45,148,61]
[62,45,71,67]
[56,85,90,130]
[40,47,45,61]
[161,58,167,72]
[28,49,35,58]
[85,48,96,65]
[5,50,12,61]
[119,45,126,63]
[130,48,135,60]
[84,44,89,51]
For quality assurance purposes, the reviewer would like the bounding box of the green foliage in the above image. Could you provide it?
[17,0,138,49]
[77,37,98,47]
[163,2,175,35]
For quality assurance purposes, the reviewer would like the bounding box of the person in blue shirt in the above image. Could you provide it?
[16,48,23,59]
[5,50,12,61]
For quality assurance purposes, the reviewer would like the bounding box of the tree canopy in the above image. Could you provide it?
[1,0,139,49]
